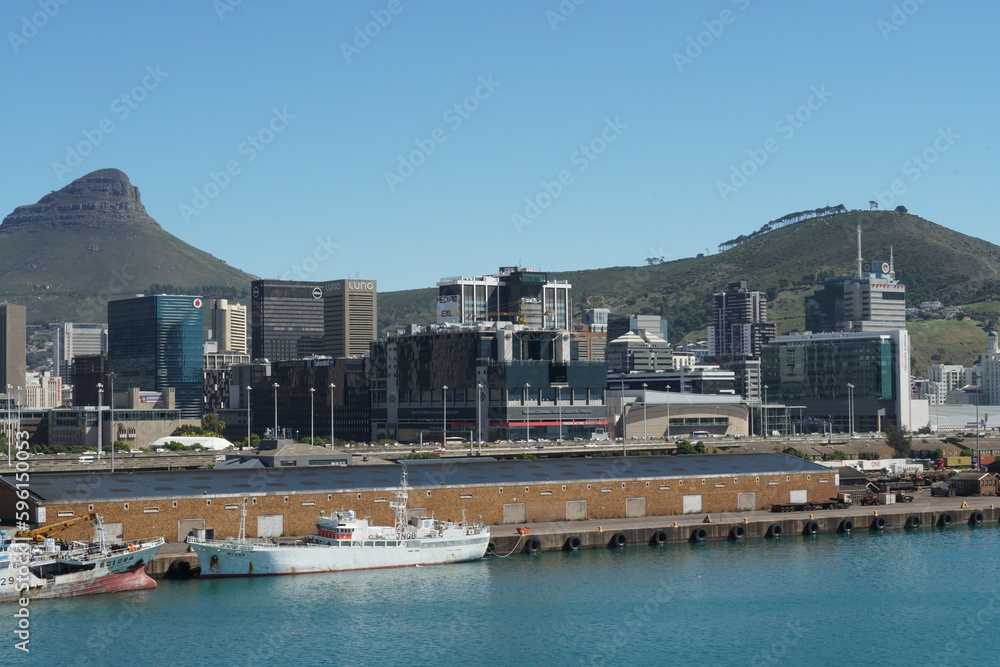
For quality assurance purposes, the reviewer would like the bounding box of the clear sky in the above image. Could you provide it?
[1,1,996,292]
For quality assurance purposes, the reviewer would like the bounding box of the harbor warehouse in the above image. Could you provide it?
[0,454,833,542]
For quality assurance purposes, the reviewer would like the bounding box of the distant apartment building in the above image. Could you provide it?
[606,329,672,373]
[204,347,251,413]
[805,257,906,333]
[323,279,377,358]
[0,302,26,391]
[71,353,106,407]
[24,371,62,409]
[708,282,776,359]
[977,331,1000,406]
[251,279,325,361]
[927,363,970,406]
[206,299,247,354]
[572,308,610,362]
[108,295,205,419]
[50,322,107,379]
[436,267,571,330]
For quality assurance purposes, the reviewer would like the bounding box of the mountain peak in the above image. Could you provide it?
[1,168,158,233]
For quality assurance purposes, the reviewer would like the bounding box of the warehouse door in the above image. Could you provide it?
[737,492,757,511]
[256,515,284,538]
[789,489,808,504]
[503,503,526,524]
[566,500,587,521]
[625,497,646,518]
[177,518,206,542]
[682,495,702,514]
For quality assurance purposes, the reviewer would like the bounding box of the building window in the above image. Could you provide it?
[426,491,432,497]
[327,495,333,501]
[143,507,159,513]
[123,504,129,510]
[301,501,316,507]
[252,498,257,505]
[659,485,670,490]
[587,484,592,490]
[459,494,473,499]
[88,505,94,512]
[786,476,790,481]
[807,475,811,480]
[601,488,613,493]
[819,478,829,483]
[540,491,552,496]
[285,496,290,503]
[57,511,74,518]
[715,483,725,488]
[755,477,760,482]
[525,487,529,493]
[224,504,239,510]
[172,501,178,508]
[374,497,387,503]
[622,483,626,489]
[702,479,706,485]
[356,494,361,500]
[733,478,738,484]
[499,487,503,494]
[206,500,211,507]
[768,481,778,486]
[562,485,566,491]
[645,482,650,488]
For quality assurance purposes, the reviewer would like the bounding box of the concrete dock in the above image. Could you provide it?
[485,493,1000,555]
[145,493,1000,577]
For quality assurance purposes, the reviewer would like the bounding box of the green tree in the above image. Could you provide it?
[201,413,226,436]
[825,450,849,461]
[885,425,912,457]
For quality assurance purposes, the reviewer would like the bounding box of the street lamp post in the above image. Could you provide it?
[246,386,252,449]
[442,385,448,445]
[96,382,103,460]
[524,383,530,442]
[272,382,279,439]
[476,382,483,454]
[763,385,769,438]
[557,387,562,443]
[846,383,855,436]
[642,383,648,444]
[310,387,316,445]
[666,385,671,440]
[329,383,336,446]
[108,372,115,473]
[620,374,626,457]
[5,383,11,465]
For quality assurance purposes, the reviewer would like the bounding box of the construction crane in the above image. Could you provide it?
[15,513,97,543]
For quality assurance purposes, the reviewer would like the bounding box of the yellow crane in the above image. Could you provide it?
[15,513,97,543]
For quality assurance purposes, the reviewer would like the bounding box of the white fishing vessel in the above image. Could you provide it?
[0,515,164,602]
[188,470,490,578]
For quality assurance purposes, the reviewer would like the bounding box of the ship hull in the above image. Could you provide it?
[193,535,490,578]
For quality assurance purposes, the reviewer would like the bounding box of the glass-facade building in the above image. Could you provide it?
[108,295,204,418]
[251,280,325,361]
[761,330,912,432]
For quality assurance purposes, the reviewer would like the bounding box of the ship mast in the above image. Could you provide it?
[238,497,247,542]
[390,467,410,537]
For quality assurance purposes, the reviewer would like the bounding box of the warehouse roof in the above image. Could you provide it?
[2,453,828,503]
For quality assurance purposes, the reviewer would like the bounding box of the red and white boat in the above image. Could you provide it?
[0,517,164,602]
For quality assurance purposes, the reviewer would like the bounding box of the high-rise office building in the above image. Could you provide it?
[207,299,247,354]
[323,279,377,358]
[108,295,205,418]
[978,331,1000,406]
[841,258,906,331]
[708,282,776,359]
[251,280,326,361]
[0,303,26,391]
[436,267,572,330]
[50,322,107,378]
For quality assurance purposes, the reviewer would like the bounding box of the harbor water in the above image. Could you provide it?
[5,524,1000,666]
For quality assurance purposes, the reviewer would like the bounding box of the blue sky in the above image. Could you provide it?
[1,1,996,292]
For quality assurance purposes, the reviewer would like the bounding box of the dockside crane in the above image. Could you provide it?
[14,513,97,543]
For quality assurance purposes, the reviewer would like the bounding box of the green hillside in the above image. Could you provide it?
[0,169,255,323]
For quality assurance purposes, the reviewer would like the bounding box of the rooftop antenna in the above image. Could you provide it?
[889,246,895,282]
[856,225,863,278]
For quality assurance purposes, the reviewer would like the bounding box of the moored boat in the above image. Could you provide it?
[188,469,489,577]
[0,516,164,602]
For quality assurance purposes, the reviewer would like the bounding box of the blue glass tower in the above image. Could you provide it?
[108,295,204,418]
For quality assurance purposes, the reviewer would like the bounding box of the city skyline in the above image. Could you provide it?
[1,2,997,292]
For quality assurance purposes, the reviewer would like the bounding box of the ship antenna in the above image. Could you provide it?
[238,497,247,542]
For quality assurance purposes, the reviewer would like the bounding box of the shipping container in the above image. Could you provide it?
[944,456,973,467]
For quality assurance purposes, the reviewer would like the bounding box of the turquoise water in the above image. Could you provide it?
[5,525,1000,666]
